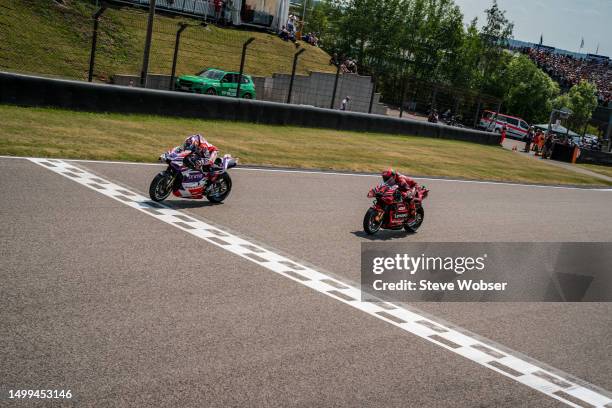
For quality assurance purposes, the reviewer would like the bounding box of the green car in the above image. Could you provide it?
[175,68,256,99]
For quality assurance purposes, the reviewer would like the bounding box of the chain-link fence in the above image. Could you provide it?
[388,76,502,129]
[0,0,500,122]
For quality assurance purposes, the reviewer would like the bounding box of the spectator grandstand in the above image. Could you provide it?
[520,47,611,106]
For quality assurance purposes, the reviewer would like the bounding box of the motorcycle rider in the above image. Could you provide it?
[169,134,218,173]
[381,168,418,205]
[428,109,438,123]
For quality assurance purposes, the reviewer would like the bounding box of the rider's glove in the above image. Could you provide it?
[393,190,402,201]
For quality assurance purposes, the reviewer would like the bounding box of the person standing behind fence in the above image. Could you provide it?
[214,0,223,23]
[538,130,546,154]
[340,96,350,111]
[532,131,539,152]
[533,130,542,156]
[287,14,296,33]
[499,125,507,145]
[542,132,554,159]
[523,127,534,152]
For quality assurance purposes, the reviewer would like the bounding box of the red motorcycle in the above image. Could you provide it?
[363,181,429,235]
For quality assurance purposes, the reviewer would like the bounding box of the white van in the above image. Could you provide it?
[478,111,530,140]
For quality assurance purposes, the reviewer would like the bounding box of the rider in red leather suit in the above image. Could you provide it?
[381,168,418,204]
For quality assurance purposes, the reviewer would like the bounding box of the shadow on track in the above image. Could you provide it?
[163,200,219,209]
[351,230,415,241]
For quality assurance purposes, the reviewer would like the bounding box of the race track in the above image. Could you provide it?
[2,156,611,407]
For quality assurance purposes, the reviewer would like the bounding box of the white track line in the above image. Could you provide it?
[3,155,611,191]
[28,158,612,407]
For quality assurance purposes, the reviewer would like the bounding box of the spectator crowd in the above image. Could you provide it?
[279,14,319,47]
[329,53,358,74]
[523,47,611,106]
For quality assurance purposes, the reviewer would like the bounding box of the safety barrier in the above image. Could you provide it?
[577,149,612,166]
[0,72,501,145]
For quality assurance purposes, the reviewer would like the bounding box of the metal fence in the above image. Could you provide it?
[392,77,502,129]
[0,0,500,121]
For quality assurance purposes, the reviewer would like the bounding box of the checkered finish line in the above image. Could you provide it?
[30,158,612,408]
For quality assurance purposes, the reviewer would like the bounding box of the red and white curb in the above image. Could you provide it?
[30,157,612,408]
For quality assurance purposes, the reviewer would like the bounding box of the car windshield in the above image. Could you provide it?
[198,69,224,80]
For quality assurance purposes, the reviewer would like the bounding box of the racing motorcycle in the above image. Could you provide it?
[363,181,429,235]
[149,150,237,203]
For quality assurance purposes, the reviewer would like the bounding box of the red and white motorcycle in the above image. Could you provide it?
[149,150,237,203]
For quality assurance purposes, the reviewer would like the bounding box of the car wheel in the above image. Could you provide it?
[242,93,252,99]
[206,88,217,95]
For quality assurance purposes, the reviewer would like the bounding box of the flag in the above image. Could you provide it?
[539,34,543,46]
[580,37,584,49]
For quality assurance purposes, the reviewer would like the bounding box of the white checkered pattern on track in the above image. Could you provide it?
[31,158,612,408]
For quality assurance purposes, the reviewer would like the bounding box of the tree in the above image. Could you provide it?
[309,0,520,108]
[565,81,598,132]
[303,0,332,39]
[445,18,482,89]
[478,0,514,97]
[502,54,559,123]
[552,94,571,111]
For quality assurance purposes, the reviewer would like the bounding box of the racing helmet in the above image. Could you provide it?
[382,168,396,182]
[185,134,204,152]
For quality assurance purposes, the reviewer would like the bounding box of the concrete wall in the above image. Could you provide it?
[258,72,386,114]
[0,71,501,145]
[115,71,387,115]
[112,74,173,90]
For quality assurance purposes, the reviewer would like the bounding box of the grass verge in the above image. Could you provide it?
[1,104,610,187]
[0,0,333,81]
[577,163,612,179]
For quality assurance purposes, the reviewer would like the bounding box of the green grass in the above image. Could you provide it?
[1,104,610,186]
[0,0,334,81]
[577,163,612,179]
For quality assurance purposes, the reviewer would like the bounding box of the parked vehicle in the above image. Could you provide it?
[363,181,429,235]
[175,68,256,99]
[478,110,529,140]
[442,114,465,128]
[149,150,237,203]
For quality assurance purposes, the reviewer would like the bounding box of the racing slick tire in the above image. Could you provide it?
[206,88,217,95]
[206,173,232,203]
[404,207,424,233]
[363,208,382,235]
[149,172,174,202]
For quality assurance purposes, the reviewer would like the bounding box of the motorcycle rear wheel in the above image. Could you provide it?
[149,172,174,202]
[363,208,382,235]
[206,173,232,203]
[404,207,424,233]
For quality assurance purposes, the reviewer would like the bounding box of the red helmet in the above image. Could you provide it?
[382,168,396,182]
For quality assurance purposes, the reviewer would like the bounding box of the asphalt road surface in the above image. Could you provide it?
[2,156,611,407]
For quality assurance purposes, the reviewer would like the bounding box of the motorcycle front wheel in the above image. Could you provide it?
[404,207,424,233]
[206,173,232,203]
[149,172,174,202]
[363,208,383,235]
